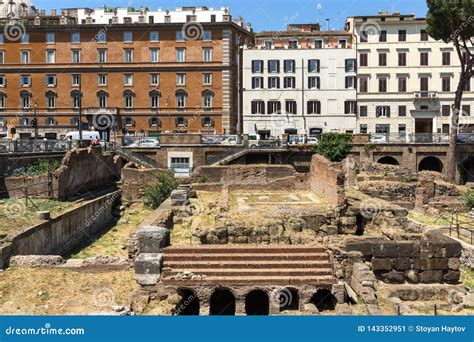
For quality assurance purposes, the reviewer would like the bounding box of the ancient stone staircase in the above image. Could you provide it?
[162,245,336,286]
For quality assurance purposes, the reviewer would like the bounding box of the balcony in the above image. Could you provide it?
[413,91,439,104]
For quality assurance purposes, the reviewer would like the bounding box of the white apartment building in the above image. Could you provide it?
[242,25,357,138]
[345,13,474,142]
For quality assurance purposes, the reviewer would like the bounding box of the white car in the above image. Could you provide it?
[127,139,159,147]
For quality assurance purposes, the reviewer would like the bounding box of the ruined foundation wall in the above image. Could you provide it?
[309,155,345,206]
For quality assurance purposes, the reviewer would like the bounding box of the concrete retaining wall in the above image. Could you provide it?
[0,190,121,269]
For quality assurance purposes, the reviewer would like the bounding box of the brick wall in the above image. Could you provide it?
[121,167,168,203]
[309,154,346,206]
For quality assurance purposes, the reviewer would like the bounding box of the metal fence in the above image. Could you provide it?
[0,139,81,153]
[200,135,243,145]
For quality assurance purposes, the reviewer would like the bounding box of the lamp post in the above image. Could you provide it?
[78,80,83,141]
[33,100,38,139]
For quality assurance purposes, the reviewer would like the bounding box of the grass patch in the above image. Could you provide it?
[73,203,152,259]
[408,211,452,226]
[461,267,474,290]
[0,267,136,315]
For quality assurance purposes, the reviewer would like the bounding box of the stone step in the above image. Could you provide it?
[164,245,327,254]
[163,275,336,285]
[163,268,334,277]
[164,260,333,269]
[164,252,330,262]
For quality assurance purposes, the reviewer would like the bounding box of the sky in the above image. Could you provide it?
[33,0,429,32]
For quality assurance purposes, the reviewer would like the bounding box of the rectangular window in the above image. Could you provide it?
[345,59,356,72]
[314,39,323,49]
[379,53,387,66]
[176,73,186,86]
[285,100,297,114]
[46,50,55,64]
[72,50,80,63]
[124,49,133,63]
[289,40,298,49]
[420,52,429,66]
[359,105,368,117]
[376,106,391,117]
[420,76,429,91]
[344,101,357,114]
[0,51,3,64]
[359,53,368,67]
[176,48,186,62]
[308,76,320,89]
[442,124,450,134]
[252,60,263,73]
[284,60,295,73]
[264,40,273,49]
[47,96,56,109]
[150,73,159,85]
[398,77,407,92]
[98,49,107,63]
[360,124,368,134]
[203,48,212,62]
[46,32,55,44]
[398,30,406,42]
[442,105,451,116]
[268,60,280,73]
[176,94,186,109]
[124,74,133,86]
[399,105,407,117]
[21,50,29,64]
[420,29,429,41]
[98,94,107,108]
[267,101,281,114]
[442,77,451,92]
[442,51,451,66]
[176,31,185,42]
[72,74,81,86]
[98,74,107,86]
[251,100,265,114]
[203,73,212,85]
[251,77,263,89]
[345,76,356,89]
[150,31,159,42]
[308,59,320,73]
[283,76,295,89]
[71,32,80,43]
[398,52,406,66]
[123,31,133,42]
[379,30,387,42]
[0,75,5,87]
[338,39,347,48]
[379,78,387,92]
[45,75,56,87]
[268,77,280,89]
[359,77,368,93]
[0,34,3,44]
[21,94,30,109]
[360,31,368,43]
[307,101,321,115]
[462,105,471,116]
[150,94,159,109]
[20,75,31,86]
[150,49,159,62]
[202,30,212,41]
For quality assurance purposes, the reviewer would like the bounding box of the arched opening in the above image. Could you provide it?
[377,156,399,166]
[245,290,269,316]
[209,288,236,316]
[418,156,443,173]
[278,288,299,312]
[460,156,474,184]
[310,289,337,312]
[175,289,200,316]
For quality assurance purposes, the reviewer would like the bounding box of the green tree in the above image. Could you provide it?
[143,171,179,209]
[426,0,474,183]
[314,132,353,162]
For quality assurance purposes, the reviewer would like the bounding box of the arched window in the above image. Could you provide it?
[149,90,160,110]
[45,91,57,109]
[20,90,31,109]
[124,90,134,109]
[97,90,108,108]
[176,90,187,109]
[71,90,82,109]
[202,90,214,110]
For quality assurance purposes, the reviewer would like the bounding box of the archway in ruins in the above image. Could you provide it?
[377,156,399,166]
[418,156,443,173]
[310,289,337,312]
[175,288,200,315]
[279,288,299,312]
[209,288,236,316]
[460,156,474,183]
[245,290,270,315]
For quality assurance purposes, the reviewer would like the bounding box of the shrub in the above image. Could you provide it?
[17,160,61,177]
[144,171,179,209]
[463,189,474,210]
[314,133,353,162]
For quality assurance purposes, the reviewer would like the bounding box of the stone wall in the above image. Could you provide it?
[0,190,121,269]
[4,175,55,198]
[309,155,345,206]
[121,166,168,203]
[346,233,462,285]
[191,165,308,191]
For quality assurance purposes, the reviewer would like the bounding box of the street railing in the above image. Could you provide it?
[200,134,243,145]
[0,139,80,154]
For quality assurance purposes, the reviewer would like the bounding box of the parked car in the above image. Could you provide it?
[127,138,160,147]
[221,136,239,145]
[65,131,101,141]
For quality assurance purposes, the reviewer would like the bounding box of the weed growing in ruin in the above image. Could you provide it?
[144,172,179,209]
[463,189,474,209]
[314,133,352,162]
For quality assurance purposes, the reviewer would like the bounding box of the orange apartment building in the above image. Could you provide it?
[0,3,253,140]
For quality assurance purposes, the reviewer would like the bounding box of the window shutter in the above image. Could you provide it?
[317,77,320,89]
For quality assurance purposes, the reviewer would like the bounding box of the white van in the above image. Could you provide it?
[64,131,100,141]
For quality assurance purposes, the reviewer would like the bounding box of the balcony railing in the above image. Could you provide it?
[368,133,474,144]
[413,91,439,103]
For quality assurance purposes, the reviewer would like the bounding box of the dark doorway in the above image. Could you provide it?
[245,290,270,315]
[210,288,236,316]
[377,156,399,166]
[355,214,365,236]
[279,288,299,312]
[418,156,443,173]
[461,156,474,184]
[310,289,337,312]
[175,289,200,316]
